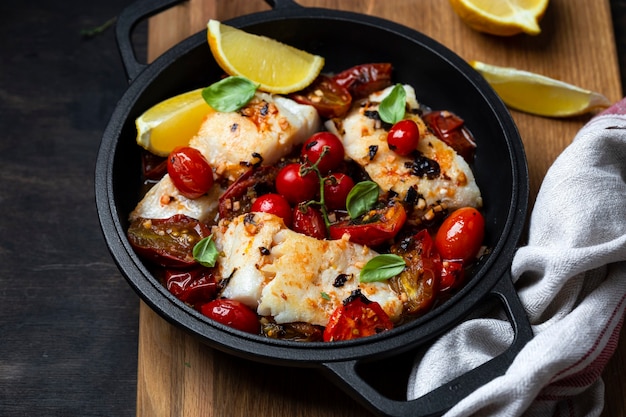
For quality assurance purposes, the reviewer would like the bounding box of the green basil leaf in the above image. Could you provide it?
[193,235,219,267]
[346,181,380,219]
[201,76,259,112]
[378,84,406,124]
[360,254,406,283]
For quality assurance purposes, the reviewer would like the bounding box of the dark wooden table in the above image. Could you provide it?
[0,1,625,416]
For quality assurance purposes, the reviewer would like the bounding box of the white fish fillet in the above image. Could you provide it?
[326,85,482,210]
[131,94,320,222]
[213,212,403,326]
[129,174,221,222]
[190,93,321,181]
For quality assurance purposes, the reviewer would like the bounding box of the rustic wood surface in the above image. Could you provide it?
[135,1,626,416]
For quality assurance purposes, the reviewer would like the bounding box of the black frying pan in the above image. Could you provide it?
[95,1,532,415]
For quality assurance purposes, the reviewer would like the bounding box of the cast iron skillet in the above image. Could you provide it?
[95,0,532,415]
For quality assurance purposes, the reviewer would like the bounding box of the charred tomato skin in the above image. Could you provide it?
[289,74,352,119]
[167,146,214,199]
[329,201,407,246]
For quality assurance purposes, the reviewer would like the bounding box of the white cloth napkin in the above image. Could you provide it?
[407,99,626,417]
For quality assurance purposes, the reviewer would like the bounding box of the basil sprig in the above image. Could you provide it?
[202,76,259,112]
[346,180,380,219]
[360,254,406,283]
[193,235,219,267]
[378,84,406,124]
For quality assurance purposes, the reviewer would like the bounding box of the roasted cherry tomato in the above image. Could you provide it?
[127,214,211,268]
[218,165,278,220]
[439,260,465,292]
[422,110,477,162]
[329,201,407,246]
[323,173,355,211]
[323,290,394,342]
[250,193,293,227]
[332,63,393,99]
[301,132,345,174]
[292,204,326,239]
[165,266,219,308]
[167,146,214,199]
[387,119,420,156]
[289,74,352,118]
[200,299,260,334]
[275,163,319,204]
[435,207,485,264]
[390,229,441,315]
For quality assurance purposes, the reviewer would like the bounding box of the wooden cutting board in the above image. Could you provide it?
[137,1,625,416]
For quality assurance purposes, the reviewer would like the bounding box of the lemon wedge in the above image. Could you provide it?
[470,60,611,117]
[449,0,549,36]
[207,19,324,94]
[135,88,213,157]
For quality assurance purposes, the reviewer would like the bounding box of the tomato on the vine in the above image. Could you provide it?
[275,163,319,204]
[167,146,214,199]
[250,193,293,227]
[292,204,326,239]
[387,119,420,156]
[434,207,485,264]
[323,173,355,211]
[323,290,394,342]
[200,299,260,334]
[329,201,407,246]
[301,132,345,174]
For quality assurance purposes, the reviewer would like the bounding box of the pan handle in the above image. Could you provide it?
[115,0,187,82]
[320,273,533,417]
[263,0,303,9]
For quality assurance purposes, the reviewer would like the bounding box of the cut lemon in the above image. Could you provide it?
[449,0,549,36]
[470,60,611,117]
[135,88,213,157]
[207,19,324,94]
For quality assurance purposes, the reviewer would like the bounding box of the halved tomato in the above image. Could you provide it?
[329,201,407,246]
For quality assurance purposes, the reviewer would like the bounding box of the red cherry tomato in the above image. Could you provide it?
[439,260,465,292]
[165,267,219,308]
[250,193,293,227]
[292,204,326,239]
[301,132,345,174]
[167,146,214,199]
[289,74,352,118]
[200,299,260,334]
[422,110,477,162]
[329,201,407,246]
[218,165,278,220]
[323,173,355,211]
[323,290,394,342]
[275,163,319,204]
[435,207,485,264]
[332,63,393,100]
[127,214,212,268]
[387,119,420,156]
